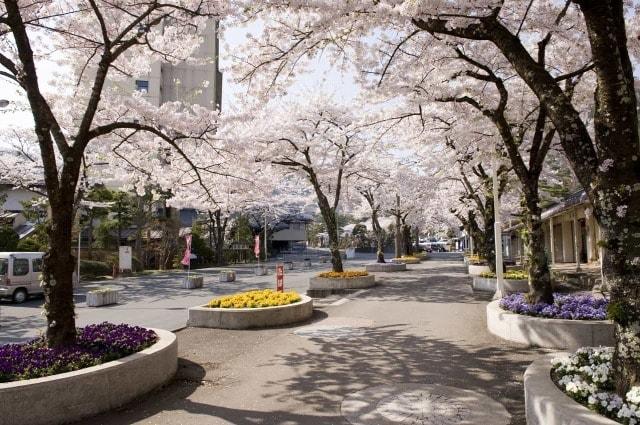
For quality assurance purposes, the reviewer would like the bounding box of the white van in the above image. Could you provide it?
[0,252,45,303]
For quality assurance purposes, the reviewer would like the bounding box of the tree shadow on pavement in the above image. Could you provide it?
[259,324,547,425]
[79,356,348,425]
[362,262,492,304]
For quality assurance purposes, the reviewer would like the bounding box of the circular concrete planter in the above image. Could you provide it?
[391,257,421,264]
[365,262,407,272]
[525,354,618,425]
[254,265,268,276]
[472,276,529,293]
[187,295,313,329]
[468,264,491,275]
[0,328,177,425]
[486,300,615,350]
[308,274,376,291]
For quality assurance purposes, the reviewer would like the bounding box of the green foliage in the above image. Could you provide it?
[232,215,253,244]
[79,260,112,277]
[607,301,632,326]
[0,225,19,251]
[190,232,214,263]
[16,238,43,252]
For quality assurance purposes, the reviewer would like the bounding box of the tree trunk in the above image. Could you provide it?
[43,197,77,346]
[403,224,413,256]
[211,209,227,266]
[522,191,553,304]
[317,201,343,272]
[371,209,385,263]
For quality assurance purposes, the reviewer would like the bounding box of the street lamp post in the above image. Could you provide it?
[492,144,505,300]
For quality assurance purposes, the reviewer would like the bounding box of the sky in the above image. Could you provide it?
[0,17,360,129]
[219,20,360,111]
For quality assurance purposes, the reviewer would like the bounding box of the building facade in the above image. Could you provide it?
[504,190,600,267]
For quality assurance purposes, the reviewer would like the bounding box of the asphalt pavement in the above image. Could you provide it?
[73,255,547,425]
[0,251,378,344]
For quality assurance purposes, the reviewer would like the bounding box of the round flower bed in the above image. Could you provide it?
[0,325,176,425]
[308,269,375,297]
[480,269,528,280]
[487,296,615,349]
[318,270,369,279]
[188,290,313,329]
[499,293,608,320]
[206,289,301,309]
[0,322,157,383]
[391,256,421,264]
[550,347,640,424]
[365,262,407,272]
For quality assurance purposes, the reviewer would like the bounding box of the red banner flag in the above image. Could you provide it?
[181,234,192,266]
[254,235,260,258]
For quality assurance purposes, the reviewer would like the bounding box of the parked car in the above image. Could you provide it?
[0,252,45,303]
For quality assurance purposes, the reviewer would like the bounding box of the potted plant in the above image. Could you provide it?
[219,269,236,282]
[86,287,120,307]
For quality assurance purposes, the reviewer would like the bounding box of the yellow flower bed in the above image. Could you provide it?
[206,289,301,309]
[400,255,420,260]
[318,270,369,279]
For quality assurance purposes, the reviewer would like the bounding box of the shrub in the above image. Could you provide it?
[207,289,301,309]
[80,260,112,277]
[480,269,528,280]
[0,322,156,383]
[0,225,19,251]
[318,270,369,279]
[16,237,44,252]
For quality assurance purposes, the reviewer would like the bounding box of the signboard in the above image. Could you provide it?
[118,246,132,272]
[276,264,284,292]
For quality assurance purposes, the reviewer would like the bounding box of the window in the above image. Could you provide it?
[13,258,29,276]
[135,80,149,94]
[0,259,7,276]
[32,258,43,273]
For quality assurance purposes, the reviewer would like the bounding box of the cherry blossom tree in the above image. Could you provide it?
[0,1,230,346]
[232,0,640,393]
[236,95,372,272]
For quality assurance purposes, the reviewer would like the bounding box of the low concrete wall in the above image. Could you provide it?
[486,300,615,349]
[365,262,407,272]
[472,277,529,293]
[308,275,376,290]
[525,355,618,425]
[0,329,177,425]
[391,257,421,264]
[468,264,491,275]
[188,295,313,329]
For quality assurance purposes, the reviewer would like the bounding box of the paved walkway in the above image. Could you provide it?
[79,259,548,425]
[0,257,368,344]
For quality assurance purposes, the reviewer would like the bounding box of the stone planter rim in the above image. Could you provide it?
[0,328,174,389]
[525,354,619,425]
[188,295,314,329]
[487,300,615,349]
[491,299,613,325]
